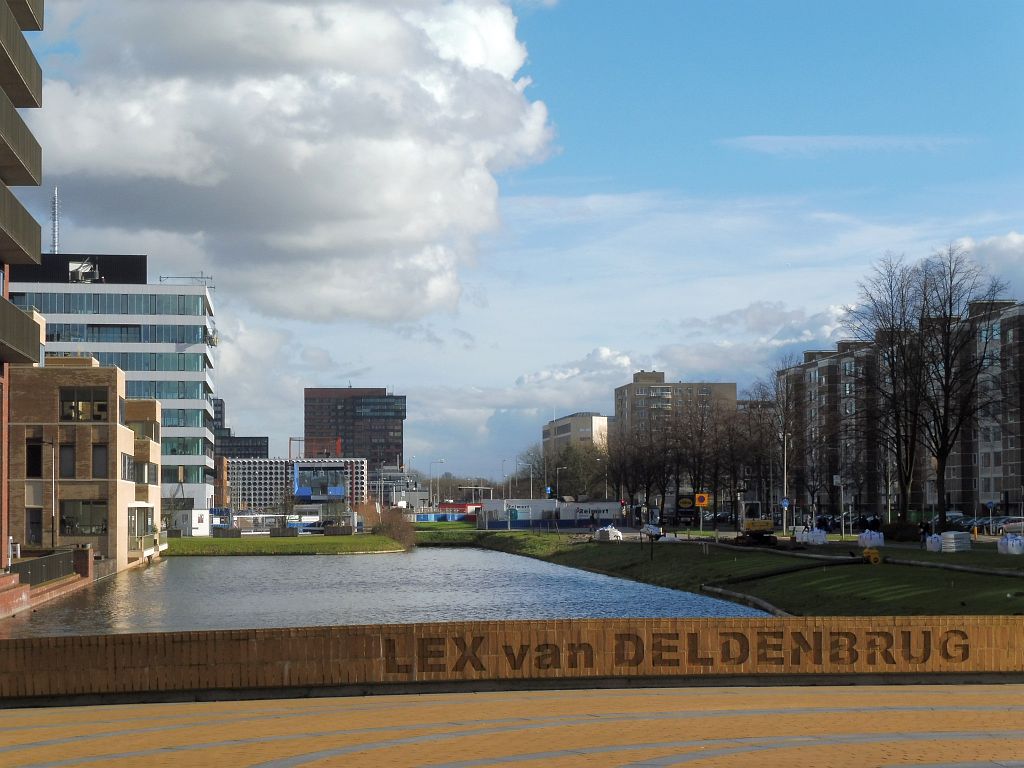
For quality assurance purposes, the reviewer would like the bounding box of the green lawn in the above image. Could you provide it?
[166,535,405,556]
[740,562,1024,615]
[416,527,1024,615]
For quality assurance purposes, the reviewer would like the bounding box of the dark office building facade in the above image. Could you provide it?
[212,397,269,460]
[304,387,406,468]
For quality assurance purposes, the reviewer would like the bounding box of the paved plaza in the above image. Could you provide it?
[2,684,1023,767]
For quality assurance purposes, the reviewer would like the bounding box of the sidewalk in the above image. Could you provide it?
[3,685,1022,767]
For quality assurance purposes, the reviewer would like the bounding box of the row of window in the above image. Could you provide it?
[126,380,212,401]
[162,409,211,429]
[24,442,155,484]
[45,323,209,345]
[162,437,214,458]
[89,352,209,372]
[13,292,208,317]
[162,465,211,484]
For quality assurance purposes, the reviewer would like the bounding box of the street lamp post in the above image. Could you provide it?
[429,459,445,508]
[505,458,515,499]
[42,440,57,548]
[782,431,791,535]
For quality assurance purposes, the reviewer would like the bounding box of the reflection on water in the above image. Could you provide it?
[1,548,764,638]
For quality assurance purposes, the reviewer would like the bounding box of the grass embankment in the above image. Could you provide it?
[416,526,1024,615]
[166,535,405,556]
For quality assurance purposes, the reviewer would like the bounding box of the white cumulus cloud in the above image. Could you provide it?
[27,0,552,323]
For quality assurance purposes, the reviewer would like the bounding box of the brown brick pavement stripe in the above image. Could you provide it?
[3,686,1024,768]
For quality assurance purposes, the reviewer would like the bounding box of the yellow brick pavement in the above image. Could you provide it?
[1,685,1023,767]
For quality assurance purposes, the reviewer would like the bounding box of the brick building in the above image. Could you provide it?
[7,357,164,573]
[303,387,406,469]
[0,0,43,572]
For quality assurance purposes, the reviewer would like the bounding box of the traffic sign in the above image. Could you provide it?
[695,493,710,507]
[987,500,995,510]
[781,498,790,509]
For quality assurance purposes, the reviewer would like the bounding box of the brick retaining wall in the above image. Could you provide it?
[2,616,1022,702]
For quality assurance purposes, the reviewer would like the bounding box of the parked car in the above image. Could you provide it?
[950,516,979,531]
[997,517,1024,535]
[980,515,1012,534]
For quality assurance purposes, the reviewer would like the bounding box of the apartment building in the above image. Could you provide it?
[11,254,217,534]
[778,342,883,518]
[612,370,737,436]
[0,0,43,571]
[780,301,1024,520]
[542,412,608,458]
[7,357,164,573]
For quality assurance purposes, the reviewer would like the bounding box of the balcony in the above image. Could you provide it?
[0,2,39,108]
[0,296,38,363]
[6,0,43,32]
[128,533,157,559]
[0,179,38,263]
[0,86,38,184]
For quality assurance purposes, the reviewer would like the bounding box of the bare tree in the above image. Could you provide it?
[916,245,1008,527]
[845,254,928,521]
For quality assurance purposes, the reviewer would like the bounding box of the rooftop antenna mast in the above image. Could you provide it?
[50,186,59,255]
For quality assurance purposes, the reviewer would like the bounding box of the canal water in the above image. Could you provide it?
[1,548,764,638]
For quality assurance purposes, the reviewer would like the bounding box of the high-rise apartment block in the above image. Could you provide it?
[779,300,1024,519]
[0,0,43,571]
[11,254,216,532]
[304,387,406,468]
[613,371,737,435]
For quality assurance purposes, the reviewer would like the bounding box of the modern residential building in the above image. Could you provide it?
[542,412,608,458]
[227,456,368,514]
[7,357,164,574]
[11,254,217,534]
[612,371,737,436]
[304,387,406,469]
[779,300,1024,521]
[212,398,268,460]
[777,342,883,520]
[0,0,44,572]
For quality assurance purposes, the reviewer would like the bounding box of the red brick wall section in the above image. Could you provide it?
[72,548,94,579]
[0,574,29,618]
[0,617,1022,700]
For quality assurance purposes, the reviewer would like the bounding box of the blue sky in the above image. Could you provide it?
[512,0,1022,199]
[22,0,1024,481]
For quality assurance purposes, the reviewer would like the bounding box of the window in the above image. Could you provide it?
[121,452,136,482]
[59,501,108,536]
[25,441,42,478]
[92,444,109,479]
[59,387,109,422]
[59,444,76,479]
